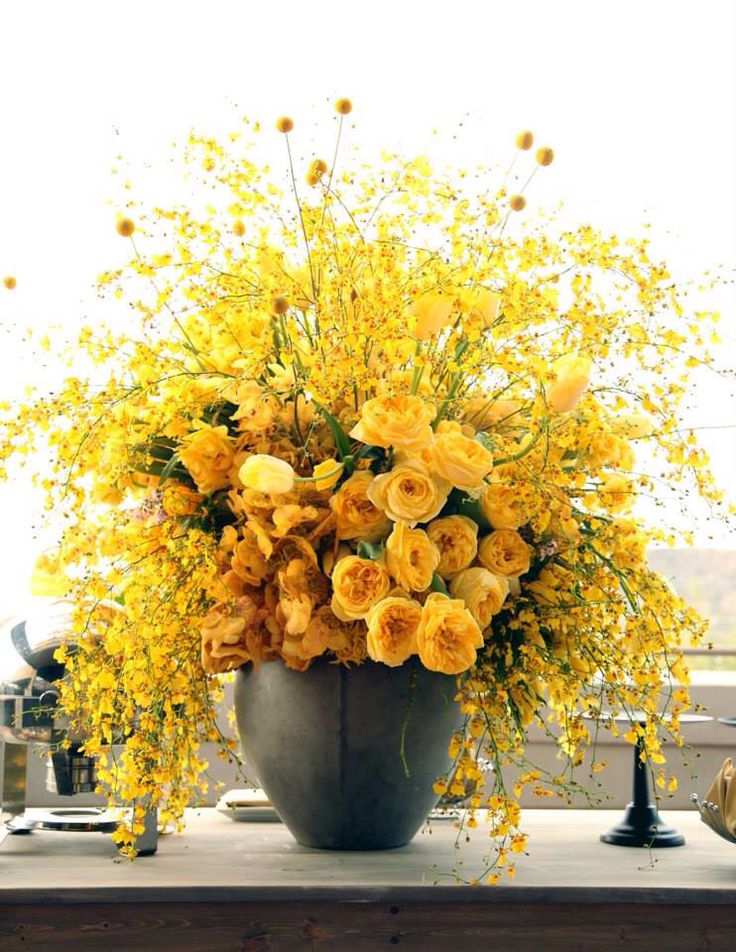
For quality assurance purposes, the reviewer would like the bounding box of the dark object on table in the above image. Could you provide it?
[0,598,157,854]
[587,711,711,848]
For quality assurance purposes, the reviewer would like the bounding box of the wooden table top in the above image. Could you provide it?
[1,807,735,904]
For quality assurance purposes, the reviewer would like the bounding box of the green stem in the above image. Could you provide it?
[493,421,547,466]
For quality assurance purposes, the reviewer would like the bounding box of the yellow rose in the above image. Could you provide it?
[385,523,441,591]
[449,567,509,629]
[331,470,392,542]
[408,293,454,340]
[312,458,343,491]
[428,423,493,490]
[426,515,478,578]
[238,454,295,494]
[179,423,234,495]
[478,529,532,577]
[366,595,422,666]
[368,459,450,525]
[546,354,592,413]
[416,592,484,675]
[480,483,528,530]
[350,395,435,453]
[331,555,391,621]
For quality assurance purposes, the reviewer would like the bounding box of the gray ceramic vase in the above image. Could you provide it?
[234,656,464,850]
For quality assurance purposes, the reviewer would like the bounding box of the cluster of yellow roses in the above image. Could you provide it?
[199,385,567,678]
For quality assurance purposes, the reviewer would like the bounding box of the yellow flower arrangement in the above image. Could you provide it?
[0,98,727,876]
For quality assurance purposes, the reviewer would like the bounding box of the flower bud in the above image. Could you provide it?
[238,454,295,494]
[546,354,592,413]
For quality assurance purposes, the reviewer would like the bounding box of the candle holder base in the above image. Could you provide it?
[600,803,685,848]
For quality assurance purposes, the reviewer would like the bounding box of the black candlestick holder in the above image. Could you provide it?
[586,711,712,848]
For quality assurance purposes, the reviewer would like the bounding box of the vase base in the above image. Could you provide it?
[295,836,412,852]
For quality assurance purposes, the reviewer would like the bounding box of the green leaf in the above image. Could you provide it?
[474,431,494,453]
[429,573,449,595]
[445,489,491,533]
[356,540,383,560]
[158,451,183,486]
[318,407,353,466]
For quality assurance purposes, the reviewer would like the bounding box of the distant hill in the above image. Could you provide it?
[648,548,736,652]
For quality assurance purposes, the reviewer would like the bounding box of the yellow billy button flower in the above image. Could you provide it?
[515,130,534,150]
[509,194,526,212]
[429,422,493,491]
[275,115,294,133]
[449,567,509,630]
[116,217,135,237]
[334,97,353,115]
[331,470,392,541]
[385,523,441,592]
[312,458,343,491]
[366,595,422,667]
[408,293,454,340]
[3,275,17,290]
[426,515,478,579]
[238,454,295,495]
[535,146,555,166]
[349,394,435,453]
[232,219,245,237]
[331,555,391,621]
[416,593,484,675]
[546,354,592,413]
[478,529,532,578]
[271,294,289,315]
[368,458,450,525]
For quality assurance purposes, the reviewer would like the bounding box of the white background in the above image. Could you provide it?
[0,0,734,614]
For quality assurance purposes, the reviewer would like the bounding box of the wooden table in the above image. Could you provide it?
[1,808,735,950]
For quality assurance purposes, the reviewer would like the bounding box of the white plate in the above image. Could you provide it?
[215,788,281,822]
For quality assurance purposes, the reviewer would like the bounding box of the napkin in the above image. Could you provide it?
[223,788,271,809]
[701,758,736,840]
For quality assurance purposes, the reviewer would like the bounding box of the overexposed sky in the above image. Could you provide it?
[0,0,734,609]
